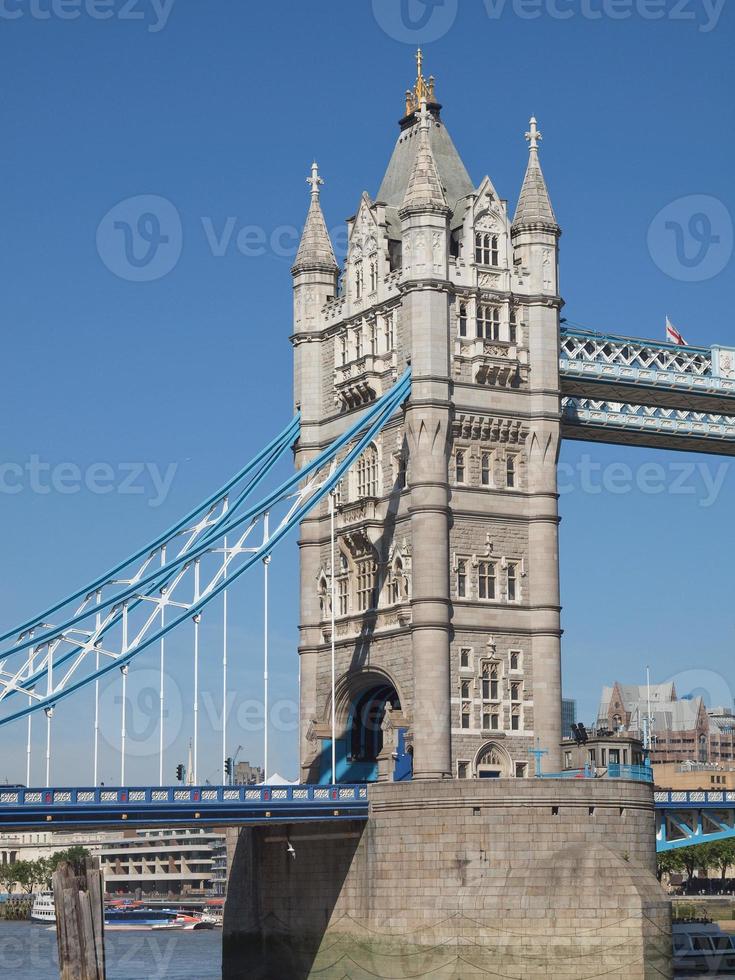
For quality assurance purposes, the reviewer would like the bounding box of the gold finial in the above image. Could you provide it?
[405,48,436,117]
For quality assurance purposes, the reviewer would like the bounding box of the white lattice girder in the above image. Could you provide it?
[562,396,735,448]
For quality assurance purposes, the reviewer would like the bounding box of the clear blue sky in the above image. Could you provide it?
[1,0,733,785]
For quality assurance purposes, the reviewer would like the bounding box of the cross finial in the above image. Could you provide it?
[306,161,324,199]
[525,116,542,153]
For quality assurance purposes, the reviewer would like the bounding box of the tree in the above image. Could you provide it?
[0,862,18,896]
[657,849,685,882]
[699,840,735,880]
[48,846,90,876]
[680,846,700,884]
[13,861,37,894]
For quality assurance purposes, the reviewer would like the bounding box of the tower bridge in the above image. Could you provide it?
[2,52,733,978]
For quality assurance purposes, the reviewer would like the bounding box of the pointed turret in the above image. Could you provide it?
[399,100,449,216]
[292,162,339,274]
[512,117,559,233]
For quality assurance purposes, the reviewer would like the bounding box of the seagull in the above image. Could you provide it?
[286,841,296,859]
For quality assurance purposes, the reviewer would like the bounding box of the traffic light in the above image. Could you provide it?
[224,757,233,778]
[176,763,185,783]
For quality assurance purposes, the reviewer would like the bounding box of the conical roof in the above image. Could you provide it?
[379,109,472,211]
[292,162,339,274]
[400,102,449,213]
[513,117,558,231]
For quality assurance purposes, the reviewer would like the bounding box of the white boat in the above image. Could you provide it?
[673,920,735,975]
[30,892,56,924]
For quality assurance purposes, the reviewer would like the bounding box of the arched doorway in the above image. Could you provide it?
[318,669,403,784]
[349,683,400,765]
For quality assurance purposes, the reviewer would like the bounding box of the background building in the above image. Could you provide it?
[100,828,226,897]
[233,761,264,785]
[561,698,576,740]
[654,761,735,792]
[596,682,735,764]
[562,732,644,772]
[0,826,227,897]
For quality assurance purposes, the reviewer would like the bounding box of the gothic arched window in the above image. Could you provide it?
[356,557,376,612]
[384,312,395,350]
[337,552,349,617]
[356,444,379,498]
[354,261,364,299]
[509,307,519,345]
[506,562,519,602]
[455,449,466,484]
[458,302,467,338]
[318,573,330,619]
[369,258,378,293]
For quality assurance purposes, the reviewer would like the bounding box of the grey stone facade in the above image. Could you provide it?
[223,779,672,979]
[292,60,563,780]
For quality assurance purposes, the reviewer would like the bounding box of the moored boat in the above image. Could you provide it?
[673,920,735,975]
[30,892,56,924]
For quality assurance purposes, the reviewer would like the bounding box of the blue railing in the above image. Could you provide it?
[541,765,653,784]
[0,784,368,808]
[655,789,735,808]
[0,784,370,827]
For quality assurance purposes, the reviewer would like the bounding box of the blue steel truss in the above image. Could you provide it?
[560,327,735,400]
[0,370,411,728]
[656,790,735,852]
[0,784,369,828]
[562,397,735,449]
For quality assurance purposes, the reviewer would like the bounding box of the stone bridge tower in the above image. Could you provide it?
[292,53,564,782]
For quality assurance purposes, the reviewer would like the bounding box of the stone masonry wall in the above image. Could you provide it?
[223,779,672,979]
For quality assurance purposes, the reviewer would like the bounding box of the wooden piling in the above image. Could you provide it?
[52,858,106,980]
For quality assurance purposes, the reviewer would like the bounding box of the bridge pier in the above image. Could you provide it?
[223,779,672,979]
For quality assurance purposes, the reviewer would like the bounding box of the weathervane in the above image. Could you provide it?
[405,48,436,116]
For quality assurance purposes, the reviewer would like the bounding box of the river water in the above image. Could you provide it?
[0,921,222,978]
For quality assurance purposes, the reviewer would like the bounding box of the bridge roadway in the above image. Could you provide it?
[1,782,734,856]
[560,328,735,455]
[0,784,368,828]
